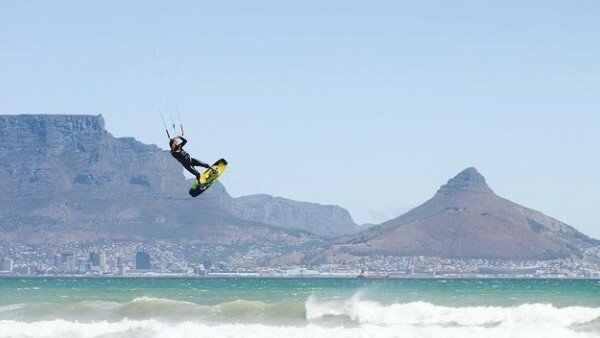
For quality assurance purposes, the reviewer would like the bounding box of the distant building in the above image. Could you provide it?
[78,257,89,273]
[54,254,63,269]
[62,253,76,271]
[61,252,73,262]
[193,265,207,276]
[117,256,124,275]
[135,251,151,270]
[99,252,107,271]
[89,252,100,267]
[0,258,13,272]
[14,266,31,275]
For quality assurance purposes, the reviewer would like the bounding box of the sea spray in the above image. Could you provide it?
[307,297,600,327]
[1,319,599,338]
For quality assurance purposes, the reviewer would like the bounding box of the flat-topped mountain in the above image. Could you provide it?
[312,168,598,261]
[0,114,358,246]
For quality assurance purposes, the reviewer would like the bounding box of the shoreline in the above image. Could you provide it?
[1,275,599,280]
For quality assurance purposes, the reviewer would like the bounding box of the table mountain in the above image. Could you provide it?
[0,114,358,245]
[313,168,598,261]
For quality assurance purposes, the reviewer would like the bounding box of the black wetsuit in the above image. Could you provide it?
[170,137,211,179]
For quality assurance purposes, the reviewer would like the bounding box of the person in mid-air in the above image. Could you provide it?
[169,132,217,189]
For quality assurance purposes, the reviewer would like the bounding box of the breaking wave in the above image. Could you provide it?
[0,318,599,338]
[0,294,599,337]
[305,294,600,327]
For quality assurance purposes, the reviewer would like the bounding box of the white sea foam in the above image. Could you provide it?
[304,294,600,337]
[306,296,600,327]
[1,295,599,337]
[0,318,598,338]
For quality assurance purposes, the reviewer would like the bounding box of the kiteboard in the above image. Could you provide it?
[189,158,228,197]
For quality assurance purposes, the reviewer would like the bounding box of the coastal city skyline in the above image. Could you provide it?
[1,241,600,279]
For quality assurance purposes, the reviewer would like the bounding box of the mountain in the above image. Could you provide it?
[231,194,359,237]
[0,114,358,245]
[5,115,595,262]
[311,168,598,262]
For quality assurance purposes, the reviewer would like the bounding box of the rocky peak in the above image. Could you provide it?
[331,167,598,261]
[437,167,493,194]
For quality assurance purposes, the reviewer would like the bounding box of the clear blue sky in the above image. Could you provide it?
[1,1,600,237]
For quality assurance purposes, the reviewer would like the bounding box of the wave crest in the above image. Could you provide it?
[305,294,600,328]
[1,294,599,337]
[115,297,200,320]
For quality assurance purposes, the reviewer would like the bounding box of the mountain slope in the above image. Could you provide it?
[231,194,360,237]
[316,168,598,261]
[0,114,353,244]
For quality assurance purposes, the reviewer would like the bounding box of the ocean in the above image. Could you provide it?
[0,278,599,337]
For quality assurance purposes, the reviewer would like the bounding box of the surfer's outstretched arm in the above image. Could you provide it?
[169,136,187,151]
[175,136,187,147]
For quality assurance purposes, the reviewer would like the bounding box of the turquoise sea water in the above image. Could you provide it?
[1,278,599,337]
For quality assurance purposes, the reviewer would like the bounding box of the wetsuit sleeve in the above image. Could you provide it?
[178,136,187,147]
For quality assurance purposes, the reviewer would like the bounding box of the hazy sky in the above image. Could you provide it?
[1,1,600,237]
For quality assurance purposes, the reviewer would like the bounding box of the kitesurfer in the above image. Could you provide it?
[169,135,217,188]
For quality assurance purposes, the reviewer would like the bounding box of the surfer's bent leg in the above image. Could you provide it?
[190,158,211,169]
[182,163,201,179]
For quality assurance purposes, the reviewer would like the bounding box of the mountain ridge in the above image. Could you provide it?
[230,194,359,237]
[0,114,359,246]
[1,115,597,262]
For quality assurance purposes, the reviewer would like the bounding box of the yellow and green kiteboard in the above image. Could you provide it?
[189,158,228,197]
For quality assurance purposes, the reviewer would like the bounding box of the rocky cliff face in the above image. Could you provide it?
[312,168,599,262]
[0,115,231,243]
[231,194,359,237]
[436,167,493,195]
[0,114,357,244]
